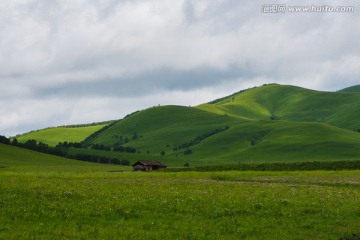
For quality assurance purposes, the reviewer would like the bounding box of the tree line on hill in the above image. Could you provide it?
[0,135,130,166]
[172,126,230,155]
[56,141,137,153]
[59,120,115,128]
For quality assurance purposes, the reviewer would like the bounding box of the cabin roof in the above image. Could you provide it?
[131,160,167,167]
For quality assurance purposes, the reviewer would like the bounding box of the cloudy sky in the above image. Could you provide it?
[0,0,359,136]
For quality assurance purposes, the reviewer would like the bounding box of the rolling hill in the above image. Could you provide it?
[87,105,242,150]
[197,84,360,130]
[83,106,360,166]
[11,83,360,167]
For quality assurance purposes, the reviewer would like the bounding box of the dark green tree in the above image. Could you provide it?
[11,138,18,146]
[132,132,138,140]
[0,135,10,145]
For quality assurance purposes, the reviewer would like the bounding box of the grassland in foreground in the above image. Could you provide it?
[1,167,360,240]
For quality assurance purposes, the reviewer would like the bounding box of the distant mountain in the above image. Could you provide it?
[13,84,360,166]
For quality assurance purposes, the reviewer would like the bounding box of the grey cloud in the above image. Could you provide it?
[34,66,256,98]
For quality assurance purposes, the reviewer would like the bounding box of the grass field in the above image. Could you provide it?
[0,168,360,239]
[1,144,360,239]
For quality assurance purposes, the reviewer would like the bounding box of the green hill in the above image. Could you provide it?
[338,85,360,93]
[197,84,360,130]
[83,105,360,166]
[88,105,241,150]
[16,124,110,146]
[12,84,360,167]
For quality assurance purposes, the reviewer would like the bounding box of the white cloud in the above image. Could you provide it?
[0,0,359,136]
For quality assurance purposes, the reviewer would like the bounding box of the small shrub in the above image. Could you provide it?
[184,149,193,155]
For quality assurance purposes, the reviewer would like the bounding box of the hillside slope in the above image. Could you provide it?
[16,124,109,146]
[88,105,242,151]
[85,105,360,166]
[203,121,360,164]
[197,84,360,130]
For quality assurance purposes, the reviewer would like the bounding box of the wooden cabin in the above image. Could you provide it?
[132,160,167,172]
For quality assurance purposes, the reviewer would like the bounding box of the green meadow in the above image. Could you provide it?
[2,131,360,239]
[1,162,360,239]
